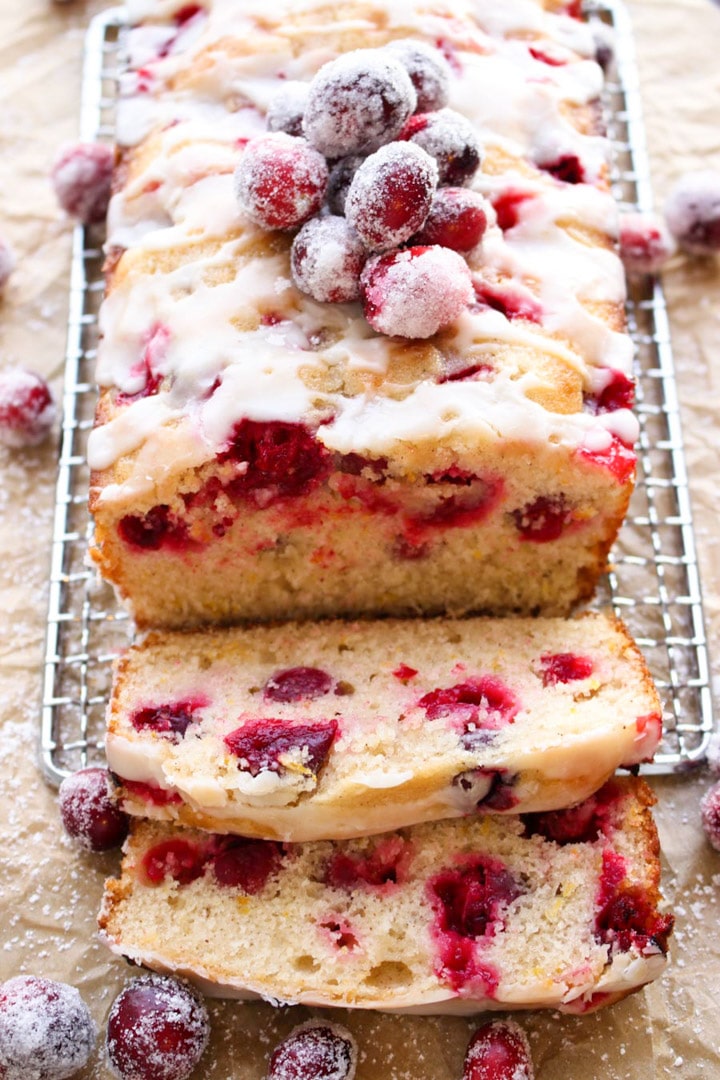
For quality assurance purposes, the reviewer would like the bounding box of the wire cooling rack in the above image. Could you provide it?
[40,1,714,786]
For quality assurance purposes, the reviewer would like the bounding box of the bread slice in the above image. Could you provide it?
[98,777,673,1014]
[106,613,662,841]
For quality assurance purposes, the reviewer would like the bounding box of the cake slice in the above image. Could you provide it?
[106,613,662,841]
[98,777,673,1014]
[88,0,637,628]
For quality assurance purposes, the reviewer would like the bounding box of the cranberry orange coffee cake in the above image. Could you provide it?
[106,613,661,840]
[88,0,637,627]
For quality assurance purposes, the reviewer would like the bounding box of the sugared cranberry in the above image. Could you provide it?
[130,698,206,741]
[346,142,437,251]
[429,856,524,939]
[291,216,367,303]
[399,109,481,186]
[326,155,365,215]
[0,976,97,1080]
[537,154,585,185]
[0,236,15,291]
[413,187,488,251]
[701,780,720,852]
[106,975,210,1080]
[539,652,594,686]
[664,170,720,255]
[218,419,331,500]
[463,1020,534,1080]
[511,495,573,542]
[325,835,412,889]
[267,1020,358,1080]
[209,836,283,893]
[266,81,309,137]
[264,666,334,703]
[58,767,129,852]
[619,211,675,276]
[385,39,451,113]
[51,141,114,224]
[360,245,473,338]
[585,369,635,415]
[0,368,55,449]
[233,133,328,231]
[303,49,416,157]
[142,839,206,886]
[224,718,338,777]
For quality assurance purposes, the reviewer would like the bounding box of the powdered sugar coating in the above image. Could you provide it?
[345,141,438,251]
[303,49,416,157]
[619,211,675,276]
[360,245,473,338]
[50,141,114,225]
[106,974,210,1080]
[267,1019,358,1080]
[664,170,720,255]
[58,766,129,851]
[401,108,481,187]
[463,1019,534,1080]
[414,187,489,252]
[266,81,309,137]
[0,237,15,290]
[233,133,328,231]
[291,216,367,303]
[701,781,720,852]
[385,39,451,113]
[0,367,56,449]
[0,976,97,1080]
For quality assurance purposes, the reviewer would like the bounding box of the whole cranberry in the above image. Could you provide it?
[58,767,130,852]
[385,39,451,113]
[291,216,367,303]
[51,141,114,225]
[413,187,489,252]
[233,133,328,231]
[664,170,720,256]
[360,245,473,339]
[106,975,210,1080]
[0,368,56,449]
[303,49,416,157]
[267,1019,358,1080]
[0,975,97,1080]
[463,1020,534,1080]
[346,142,437,251]
[399,109,481,186]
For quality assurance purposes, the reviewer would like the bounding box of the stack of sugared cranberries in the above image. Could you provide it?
[233,42,490,339]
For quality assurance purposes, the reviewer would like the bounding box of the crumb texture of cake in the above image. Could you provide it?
[88,0,637,628]
[98,777,673,1014]
[106,613,662,840]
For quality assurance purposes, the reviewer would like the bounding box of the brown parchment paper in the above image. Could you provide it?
[1,0,719,1076]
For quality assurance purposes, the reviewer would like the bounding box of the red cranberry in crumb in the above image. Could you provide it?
[511,494,573,542]
[264,666,334,703]
[106,975,209,1080]
[463,1020,534,1080]
[664,170,720,256]
[539,652,593,686]
[0,237,16,290]
[701,781,720,851]
[430,856,524,940]
[619,211,675,276]
[0,976,97,1080]
[51,141,114,224]
[399,109,481,186]
[326,155,365,216]
[142,838,206,886]
[225,718,338,777]
[130,698,205,741]
[346,142,438,251]
[303,49,416,157]
[266,81,310,137]
[209,836,283,892]
[360,245,473,339]
[414,187,488,252]
[0,368,55,449]
[385,39,451,113]
[218,419,331,500]
[268,1019,358,1080]
[233,133,328,231]
[291,216,367,303]
[58,767,129,852]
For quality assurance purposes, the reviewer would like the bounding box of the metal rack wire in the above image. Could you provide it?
[40,1,714,786]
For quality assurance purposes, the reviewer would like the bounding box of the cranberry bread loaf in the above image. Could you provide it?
[106,613,661,841]
[98,777,673,1013]
[88,0,637,628]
